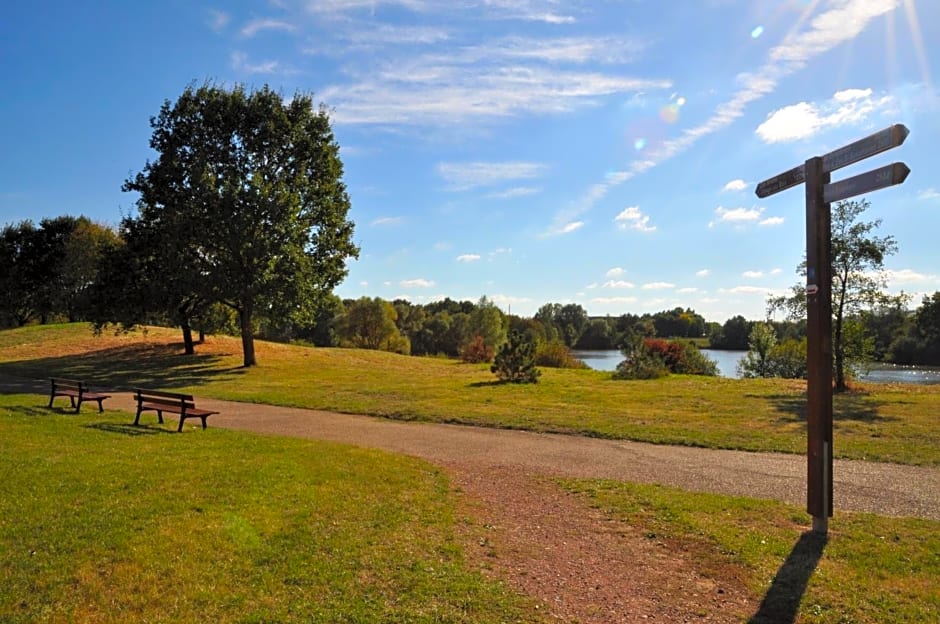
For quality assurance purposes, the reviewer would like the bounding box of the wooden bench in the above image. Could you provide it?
[49,378,111,413]
[131,388,218,432]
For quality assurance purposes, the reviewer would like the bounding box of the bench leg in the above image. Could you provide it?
[48,393,54,409]
[133,407,142,426]
[96,399,105,413]
[200,416,207,430]
[74,399,82,414]
[177,416,185,433]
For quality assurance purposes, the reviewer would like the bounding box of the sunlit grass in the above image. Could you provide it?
[2,323,939,465]
[0,394,538,623]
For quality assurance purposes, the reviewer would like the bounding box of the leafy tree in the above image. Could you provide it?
[0,221,42,327]
[335,297,409,353]
[123,83,358,366]
[769,199,900,390]
[491,330,541,383]
[575,318,614,350]
[889,292,940,365]
[467,296,508,354]
[737,322,777,378]
[709,315,751,350]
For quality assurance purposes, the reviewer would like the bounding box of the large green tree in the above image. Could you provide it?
[124,83,358,366]
[769,198,901,391]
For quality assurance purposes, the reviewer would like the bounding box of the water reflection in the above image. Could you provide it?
[571,349,940,385]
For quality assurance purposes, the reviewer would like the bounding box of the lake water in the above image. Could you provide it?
[571,349,940,385]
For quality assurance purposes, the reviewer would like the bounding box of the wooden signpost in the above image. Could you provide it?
[755,123,910,535]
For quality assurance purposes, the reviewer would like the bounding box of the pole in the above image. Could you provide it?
[804,156,833,534]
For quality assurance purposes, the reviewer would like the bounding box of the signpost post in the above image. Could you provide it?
[755,124,910,535]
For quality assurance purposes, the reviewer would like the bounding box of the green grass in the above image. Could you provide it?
[560,479,940,623]
[0,394,537,623]
[1,323,939,465]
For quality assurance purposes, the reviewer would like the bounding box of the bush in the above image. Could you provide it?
[613,337,717,379]
[491,331,541,383]
[534,341,589,369]
[612,336,669,380]
[461,335,494,363]
[767,338,807,379]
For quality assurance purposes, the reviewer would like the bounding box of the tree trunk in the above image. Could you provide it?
[198,328,205,344]
[180,318,195,355]
[239,303,256,367]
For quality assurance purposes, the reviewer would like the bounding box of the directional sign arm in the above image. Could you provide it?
[821,124,909,174]
[823,162,910,204]
[755,164,805,198]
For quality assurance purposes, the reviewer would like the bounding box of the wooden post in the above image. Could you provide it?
[804,156,833,534]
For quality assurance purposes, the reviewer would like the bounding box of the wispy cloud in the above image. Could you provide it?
[400,278,436,288]
[723,179,747,192]
[241,18,296,37]
[564,0,901,220]
[486,186,541,199]
[614,206,656,232]
[603,280,635,289]
[720,285,773,295]
[919,188,940,201]
[759,216,785,227]
[606,267,625,278]
[207,9,230,32]
[456,254,481,263]
[437,161,546,191]
[642,282,674,290]
[696,269,711,277]
[743,270,763,278]
[231,51,293,75]
[371,216,403,226]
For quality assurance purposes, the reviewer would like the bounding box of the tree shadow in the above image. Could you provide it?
[759,390,896,424]
[0,342,245,393]
[749,531,828,624]
[84,422,172,436]
[468,380,505,388]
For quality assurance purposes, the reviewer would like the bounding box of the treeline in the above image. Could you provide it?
[4,214,939,366]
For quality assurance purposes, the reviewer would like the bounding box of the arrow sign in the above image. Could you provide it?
[823,162,910,203]
[821,124,909,174]
[756,164,805,198]
[755,123,909,199]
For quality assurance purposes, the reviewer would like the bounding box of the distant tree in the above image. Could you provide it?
[710,315,751,350]
[491,330,541,383]
[123,83,358,366]
[335,297,409,353]
[889,292,940,365]
[769,199,901,390]
[737,322,777,378]
[0,221,42,327]
[575,318,614,350]
[466,296,508,354]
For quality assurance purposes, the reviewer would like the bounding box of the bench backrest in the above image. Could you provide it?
[51,378,84,391]
[134,388,195,402]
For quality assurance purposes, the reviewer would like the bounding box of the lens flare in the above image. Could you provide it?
[633,137,647,150]
[751,25,764,38]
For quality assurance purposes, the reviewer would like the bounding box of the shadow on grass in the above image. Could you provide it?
[761,390,896,424]
[0,342,246,392]
[468,380,505,388]
[84,422,172,436]
[749,531,828,624]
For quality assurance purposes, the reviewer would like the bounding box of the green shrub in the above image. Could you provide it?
[491,331,541,383]
[534,341,588,369]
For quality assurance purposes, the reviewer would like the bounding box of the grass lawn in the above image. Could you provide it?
[561,479,940,623]
[1,324,938,466]
[0,394,537,623]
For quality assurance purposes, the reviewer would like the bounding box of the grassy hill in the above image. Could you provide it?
[1,323,939,465]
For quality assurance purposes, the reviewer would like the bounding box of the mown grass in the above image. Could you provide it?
[1,323,939,465]
[561,479,940,623]
[0,394,538,623]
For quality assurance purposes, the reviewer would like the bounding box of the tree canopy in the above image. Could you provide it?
[122,83,358,366]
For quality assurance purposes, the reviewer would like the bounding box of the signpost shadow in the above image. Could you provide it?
[748,531,828,624]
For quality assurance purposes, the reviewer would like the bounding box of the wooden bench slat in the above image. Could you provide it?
[49,378,110,414]
[132,388,218,432]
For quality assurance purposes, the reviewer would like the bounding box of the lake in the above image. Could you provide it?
[571,349,940,385]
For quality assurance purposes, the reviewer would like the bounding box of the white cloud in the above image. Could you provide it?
[918,188,940,201]
[400,278,436,288]
[770,268,783,276]
[603,280,636,289]
[882,268,938,283]
[371,216,403,226]
[489,247,512,259]
[606,267,625,278]
[642,282,675,290]
[437,161,546,191]
[556,221,584,235]
[614,206,656,232]
[489,294,533,309]
[720,286,771,294]
[755,88,894,143]
[712,206,764,227]
[743,270,764,278]
[723,179,747,192]
[590,296,639,305]
[759,216,785,227]
[231,52,292,75]
[241,18,296,37]
[696,269,711,277]
[677,287,699,294]
[486,186,541,199]
[456,254,481,263]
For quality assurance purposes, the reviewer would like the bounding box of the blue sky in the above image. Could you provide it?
[2,0,938,322]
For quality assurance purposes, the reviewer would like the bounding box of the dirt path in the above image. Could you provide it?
[8,376,940,622]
